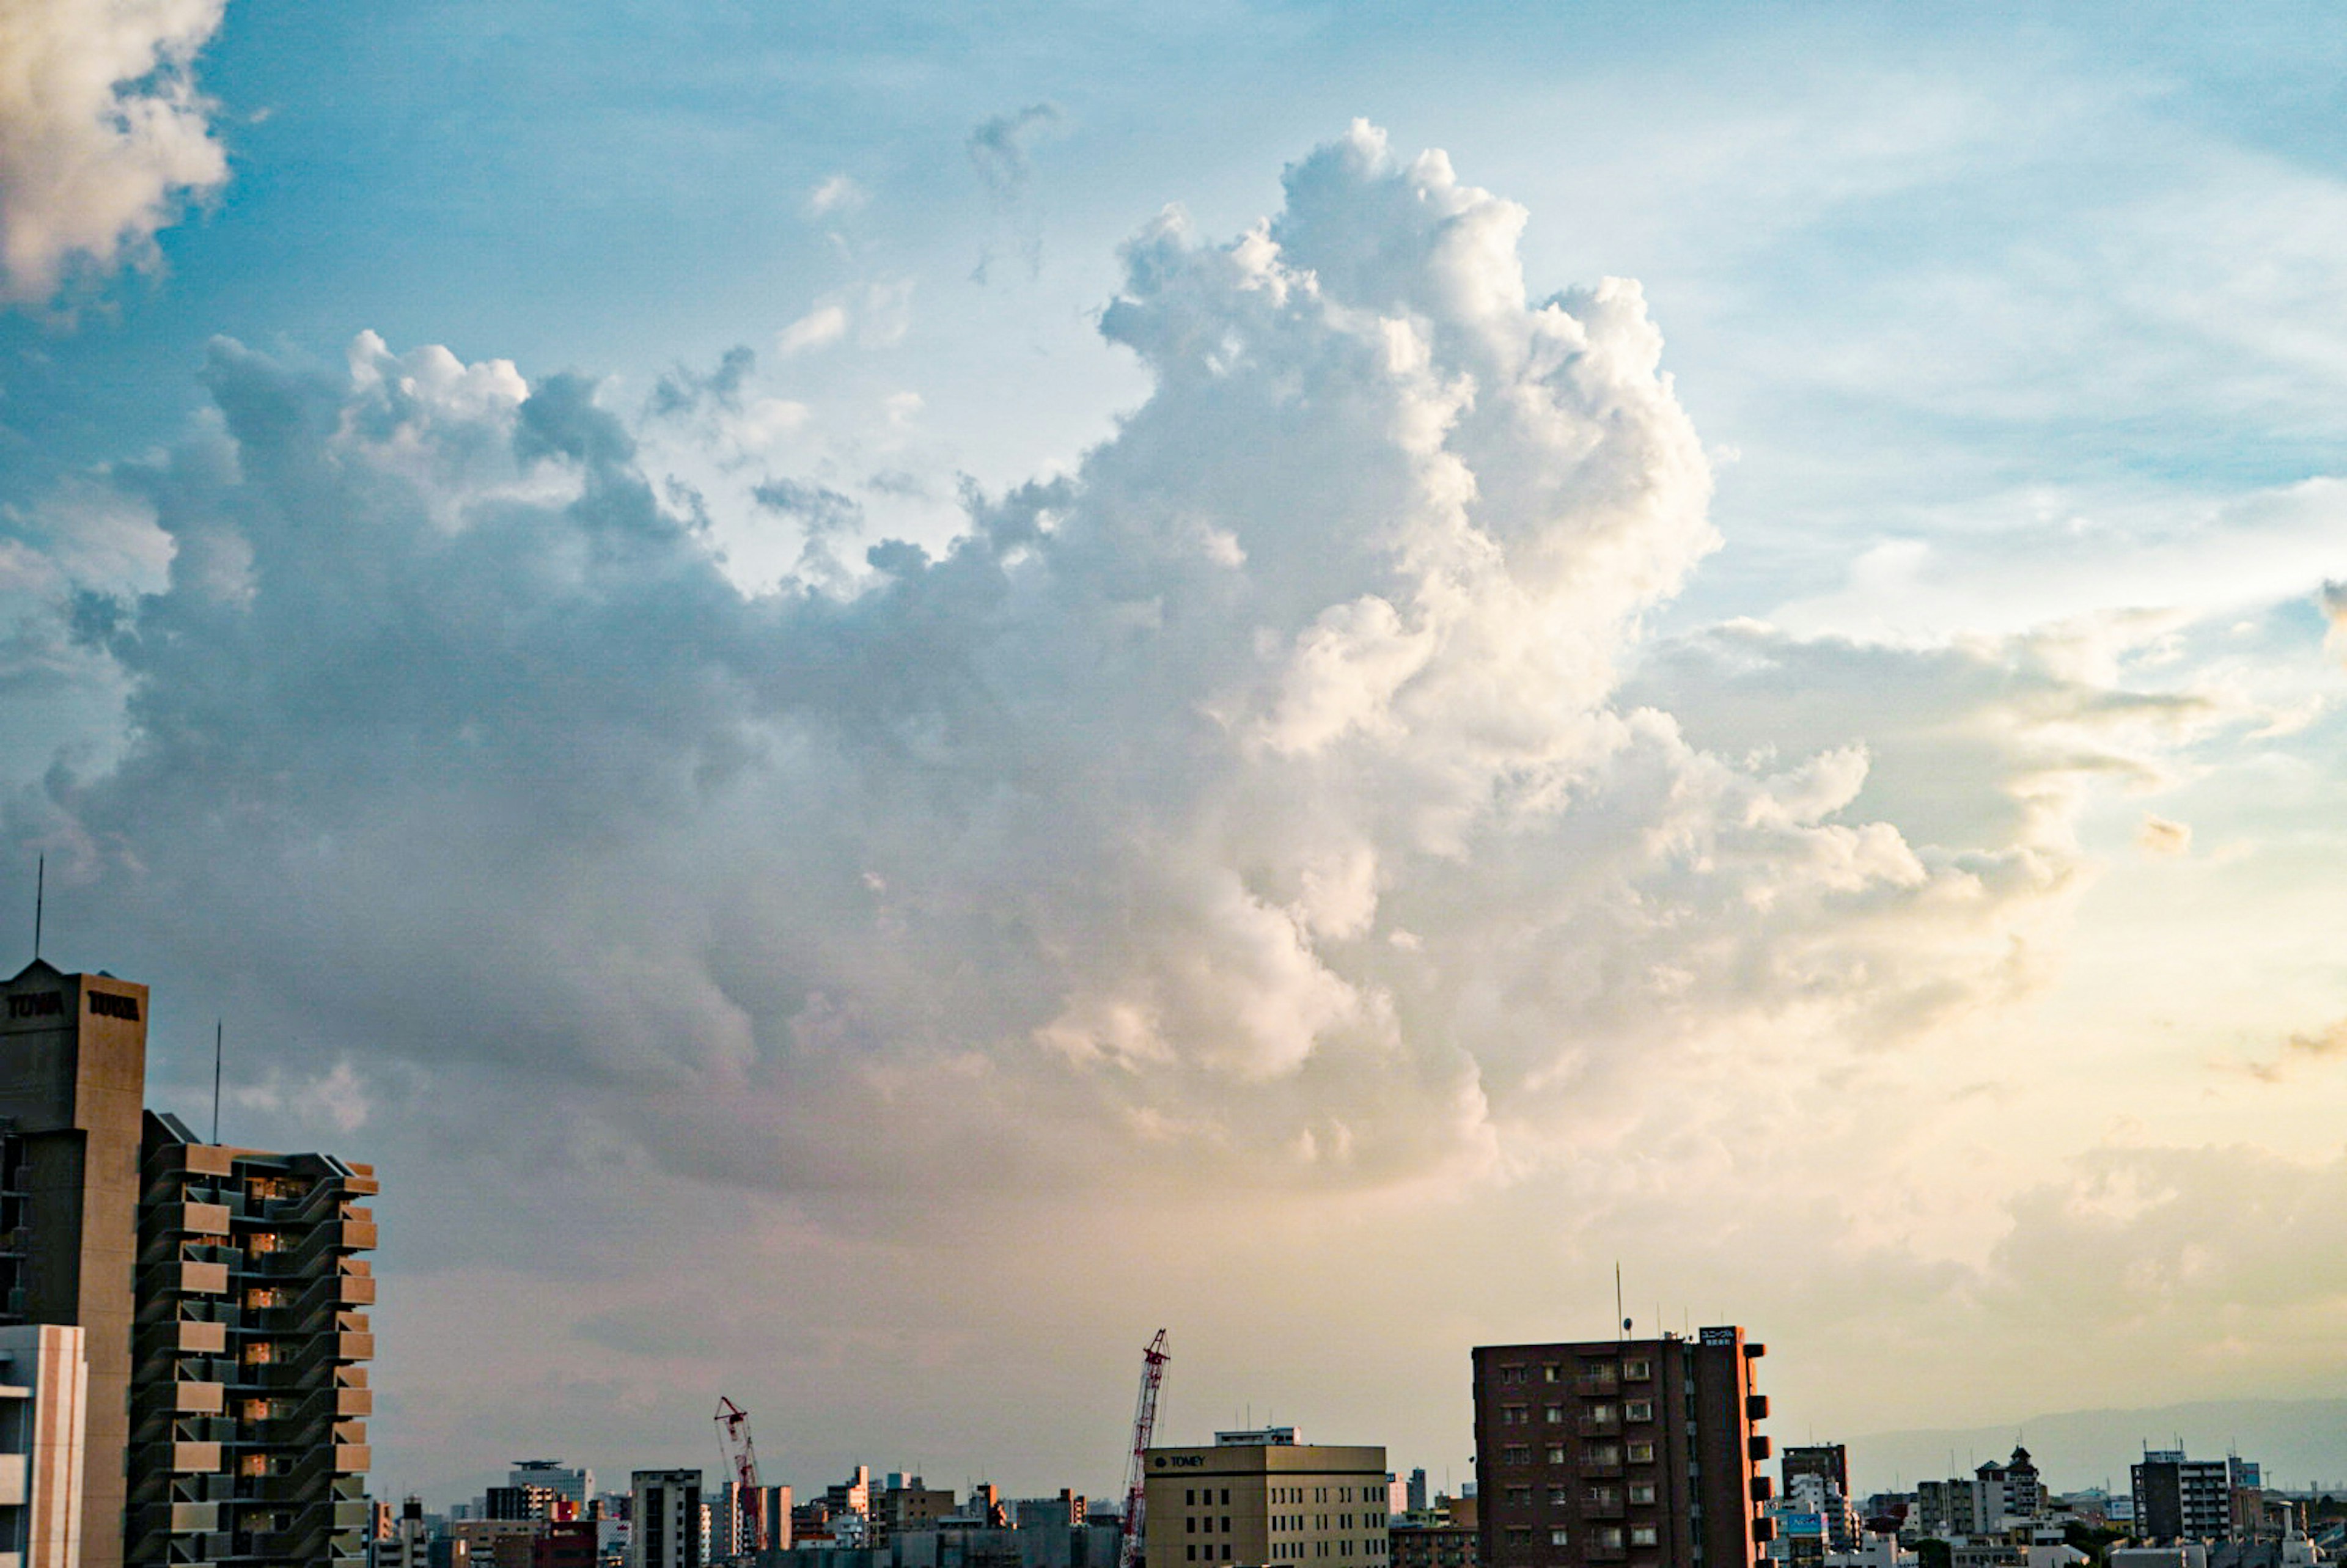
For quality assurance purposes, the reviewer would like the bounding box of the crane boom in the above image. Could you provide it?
[716,1396,770,1555]
[1118,1330,1171,1568]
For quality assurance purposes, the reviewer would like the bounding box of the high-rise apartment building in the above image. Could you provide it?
[0,959,149,1567]
[2131,1454,2247,1543]
[1142,1427,1390,1568]
[128,1108,379,1564]
[0,1321,88,1567]
[632,1471,705,1568]
[1471,1328,1769,1568]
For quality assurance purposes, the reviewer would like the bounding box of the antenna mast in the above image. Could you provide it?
[211,1021,224,1143]
[31,855,42,961]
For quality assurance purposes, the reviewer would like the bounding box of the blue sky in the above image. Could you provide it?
[10,0,2347,1506]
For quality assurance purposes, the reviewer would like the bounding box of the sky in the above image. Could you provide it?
[7,0,2347,1506]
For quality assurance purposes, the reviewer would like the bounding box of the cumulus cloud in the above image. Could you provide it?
[2138,813,2192,856]
[0,0,230,305]
[0,124,2130,1225]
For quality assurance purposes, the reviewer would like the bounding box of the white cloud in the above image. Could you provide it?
[807,174,865,218]
[0,0,230,305]
[1,123,2260,1493]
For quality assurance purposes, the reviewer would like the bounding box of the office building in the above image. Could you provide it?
[512,1462,595,1514]
[633,1471,705,1568]
[0,959,148,1568]
[1471,1327,1770,1568]
[2130,1455,2254,1544]
[125,1109,378,1564]
[1142,1426,1389,1568]
[0,1322,87,1567]
[1782,1455,1848,1505]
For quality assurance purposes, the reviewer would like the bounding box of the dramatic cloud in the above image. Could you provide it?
[5,126,2120,1223]
[0,0,230,305]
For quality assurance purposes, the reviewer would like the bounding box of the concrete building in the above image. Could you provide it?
[634,1471,705,1568]
[0,1322,86,1567]
[1472,1328,1770,1568]
[2134,1456,2236,1543]
[512,1463,595,1513]
[126,1108,378,1565]
[375,1497,433,1568]
[1391,1522,1478,1568]
[1142,1427,1390,1568]
[0,959,149,1568]
[1783,1456,1849,1506]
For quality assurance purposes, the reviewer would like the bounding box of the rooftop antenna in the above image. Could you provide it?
[31,854,42,961]
[211,1020,223,1143]
[1615,1262,1626,1339]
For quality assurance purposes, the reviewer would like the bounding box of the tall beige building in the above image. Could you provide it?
[128,1110,378,1565]
[0,959,150,1568]
[1144,1430,1390,1568]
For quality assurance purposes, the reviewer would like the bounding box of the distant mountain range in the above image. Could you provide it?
[1849,1400,2347,1497]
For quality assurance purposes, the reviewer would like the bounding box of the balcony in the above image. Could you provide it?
[155,1441,222,1473]
[1582,1494,1624,1520]
[170,1382,225,1415]
[171,1261,229,1295]
[1574,1374,1619,1395]
[1578,1414,1620,1437]
[175,1320,228,1354]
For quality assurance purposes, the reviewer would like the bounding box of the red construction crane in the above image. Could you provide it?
[716,1396,770,1554]
[1118,1330,1171,1568]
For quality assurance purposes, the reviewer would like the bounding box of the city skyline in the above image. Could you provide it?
[7,0,2347,1506]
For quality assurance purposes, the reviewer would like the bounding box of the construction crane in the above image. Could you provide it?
[1117,1330,1171,1568]
[716,1396,770,1555]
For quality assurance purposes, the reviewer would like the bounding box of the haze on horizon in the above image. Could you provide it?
[5,0,2347,1505]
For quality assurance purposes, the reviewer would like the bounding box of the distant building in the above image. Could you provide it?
[634,1471,706,1568]
[1472,1327,1770,1568]
[513,1462,597,1513]
[1785,1452,1851,1501]
[1142,1427,1389,1568]
[1409,1475,1431,1515]
[1390,1521,1479,1568]
[0,1322,86,1568]
[2134,1456,2235,1543]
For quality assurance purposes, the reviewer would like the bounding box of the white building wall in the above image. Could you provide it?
[0,1324,86,1568]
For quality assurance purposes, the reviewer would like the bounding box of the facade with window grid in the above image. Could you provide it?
[1471,1329,1769,1568]
[1144,1431,1390,1568]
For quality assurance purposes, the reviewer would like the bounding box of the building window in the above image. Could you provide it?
[1546,1446,1566,1465]
[1551,1531,1571,1548]
[1595,1530,1623,1550]
[1188,1492,1196,1506]
[1222,1549,1232,1561]
[1549,1488,1571,1506]
[1222,1492,1231,1506]
[1504,1406,1529,1426]
[1188,1520,1197,1535]
[1623,1359,1652,1380]
[1502,1366,1527,1385]
[1630,1528,1658,1548]
[1543,1365,1560,1383]
[1626,1443,1655,1465]
[1544,1406,1563,1424]
[1505,1488,1532,1507]
[1587,1445,1621,1467]
[1504,1447,1530,1465]
[1585,1403,1616,1423]
[1628,1485,1656,1506]
[1625,1402,1653,1423]
[1188,1549,1196,1561]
